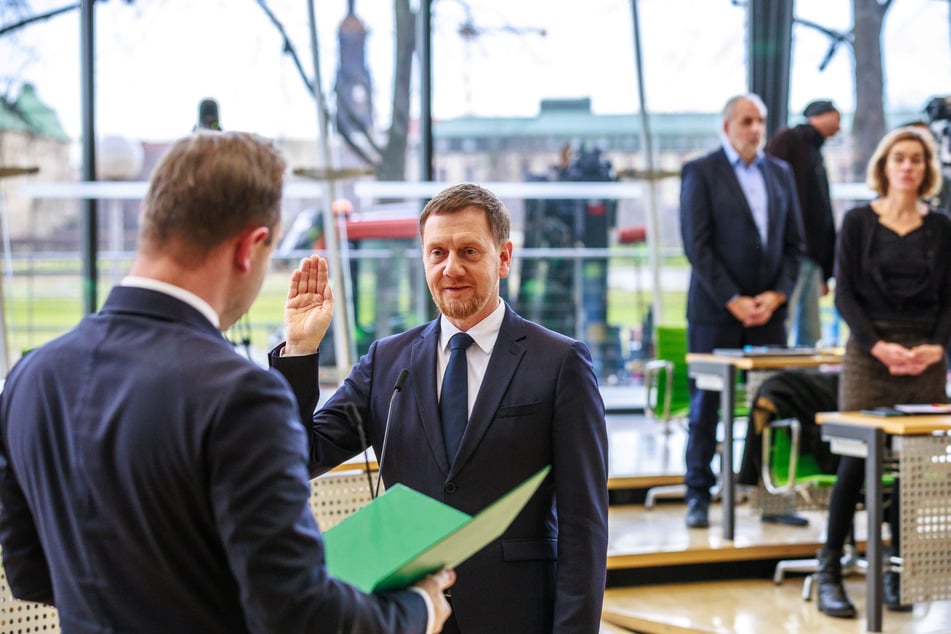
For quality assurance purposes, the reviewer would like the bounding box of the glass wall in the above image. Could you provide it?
[1,0,949,385]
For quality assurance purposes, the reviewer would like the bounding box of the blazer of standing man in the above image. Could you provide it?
[275,183,609,633]
[679,93,804,529]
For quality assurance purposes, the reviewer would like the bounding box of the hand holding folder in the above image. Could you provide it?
[323,465,551,593]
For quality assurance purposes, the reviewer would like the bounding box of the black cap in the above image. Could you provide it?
[803,100,838,118]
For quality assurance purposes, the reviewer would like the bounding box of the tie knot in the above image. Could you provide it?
[449,332,474,352]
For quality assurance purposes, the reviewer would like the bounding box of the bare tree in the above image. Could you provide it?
[377,0,415,181]
[850,0,893,177]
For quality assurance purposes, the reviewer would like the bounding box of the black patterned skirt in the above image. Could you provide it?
[839,321,948,411]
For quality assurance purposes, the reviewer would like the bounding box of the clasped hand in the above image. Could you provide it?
[871,341,944,376]
[727,291,785,327]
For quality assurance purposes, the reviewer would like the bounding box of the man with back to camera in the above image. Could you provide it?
[766,99,841,347]
[679,93,804,529]
[269,183,609,633]
[0,130,454,633]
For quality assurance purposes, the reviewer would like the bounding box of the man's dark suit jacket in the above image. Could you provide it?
[298,303,609,634]
[0,286,426,634]
[680,148,803,326]
[766,123,836,282]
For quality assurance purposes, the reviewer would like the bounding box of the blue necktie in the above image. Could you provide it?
[441,332,474,463]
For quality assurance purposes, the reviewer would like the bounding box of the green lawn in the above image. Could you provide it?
[0,255,688,369]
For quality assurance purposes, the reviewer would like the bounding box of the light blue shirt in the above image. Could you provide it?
[722,141,768,246]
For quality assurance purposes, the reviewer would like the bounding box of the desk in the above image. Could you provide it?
[816,411,951,633]
[686,352,842,540]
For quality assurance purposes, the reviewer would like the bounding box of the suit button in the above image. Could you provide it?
[444,481,457,494]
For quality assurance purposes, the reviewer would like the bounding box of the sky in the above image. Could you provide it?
[1,0,950,143]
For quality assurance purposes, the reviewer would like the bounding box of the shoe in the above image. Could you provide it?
[816,548,857,619]
[685,499,709,528]
[884,571,912,612]
[762,513,809,527]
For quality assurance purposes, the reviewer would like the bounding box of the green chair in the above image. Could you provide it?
[643,325,690,435]
[643,326,751,508]
[766,415,898,600]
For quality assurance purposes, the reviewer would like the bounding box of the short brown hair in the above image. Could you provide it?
[418,183,510,246]
[866,127,943,199]
[139,131,286,260]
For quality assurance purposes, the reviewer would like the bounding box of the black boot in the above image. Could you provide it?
[884,571,912,612]
[816,548,856,618]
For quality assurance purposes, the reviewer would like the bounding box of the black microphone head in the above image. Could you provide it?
[197,98,221,131]
[394,368,409,392]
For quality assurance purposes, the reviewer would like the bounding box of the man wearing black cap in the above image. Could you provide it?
[766,99,841,347]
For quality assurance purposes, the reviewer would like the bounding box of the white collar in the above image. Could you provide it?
[439,300,506,354]
[121,276,220,329]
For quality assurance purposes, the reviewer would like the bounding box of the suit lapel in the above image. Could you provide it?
[448,307,526,478]
[410,321,451,474]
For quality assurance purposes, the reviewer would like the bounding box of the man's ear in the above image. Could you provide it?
[498,239,513,279]
[234,226,271,273]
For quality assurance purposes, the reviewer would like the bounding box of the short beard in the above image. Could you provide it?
[433,293,482,321]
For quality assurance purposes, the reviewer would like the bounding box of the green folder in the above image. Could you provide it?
[323,465,551,593]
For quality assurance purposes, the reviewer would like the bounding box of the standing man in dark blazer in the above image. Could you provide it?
[0,131,453,633]
[679,94,803,529]
[766,99,841,347]
[281,184,609,633]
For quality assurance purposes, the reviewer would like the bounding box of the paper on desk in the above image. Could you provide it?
[323,465,551,593]
[894,403,951,414]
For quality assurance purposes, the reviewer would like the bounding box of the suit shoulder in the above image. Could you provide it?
[683,149,723,172]
[511,313,584,351]
[367,321,432,354]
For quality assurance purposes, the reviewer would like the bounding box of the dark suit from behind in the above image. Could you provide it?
[301,303,609,634]
[680,147,803,503]
[0,286,426,634]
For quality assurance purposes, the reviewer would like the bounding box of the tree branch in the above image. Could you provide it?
[0,4,79,38]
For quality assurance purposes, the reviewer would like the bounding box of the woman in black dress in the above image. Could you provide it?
[818,126,951,619]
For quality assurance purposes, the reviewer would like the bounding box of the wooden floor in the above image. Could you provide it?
[602,579,951,634]
[601,413,951,634]
[606,503,855,570]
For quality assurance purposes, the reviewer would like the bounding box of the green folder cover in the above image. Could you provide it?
[323,465,551,593]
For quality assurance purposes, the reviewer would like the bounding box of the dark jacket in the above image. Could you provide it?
[835,204,951,353]
[0,286,426,634]
[290,303,609,634]
[680,148,804,325]
[766,123,837,281]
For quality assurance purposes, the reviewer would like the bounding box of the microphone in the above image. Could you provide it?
[375,368,409,498]
[343,403,376,499]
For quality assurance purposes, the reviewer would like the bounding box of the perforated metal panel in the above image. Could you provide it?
[309,468,381,531]
[898,434,951,605]
[0,566,59,634]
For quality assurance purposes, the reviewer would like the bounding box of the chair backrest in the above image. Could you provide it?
[764,419,828,490]
[653,325,690,415]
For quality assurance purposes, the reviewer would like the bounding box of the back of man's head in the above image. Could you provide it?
[139,131,285,262]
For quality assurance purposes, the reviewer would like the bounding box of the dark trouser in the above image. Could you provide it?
[684,317,786,504]
[825,455,902,553]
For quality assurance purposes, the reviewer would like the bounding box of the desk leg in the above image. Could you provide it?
[864,426,884,633]
[720,364,735,541]
[821,422,884,633]
[688,360,736,541]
